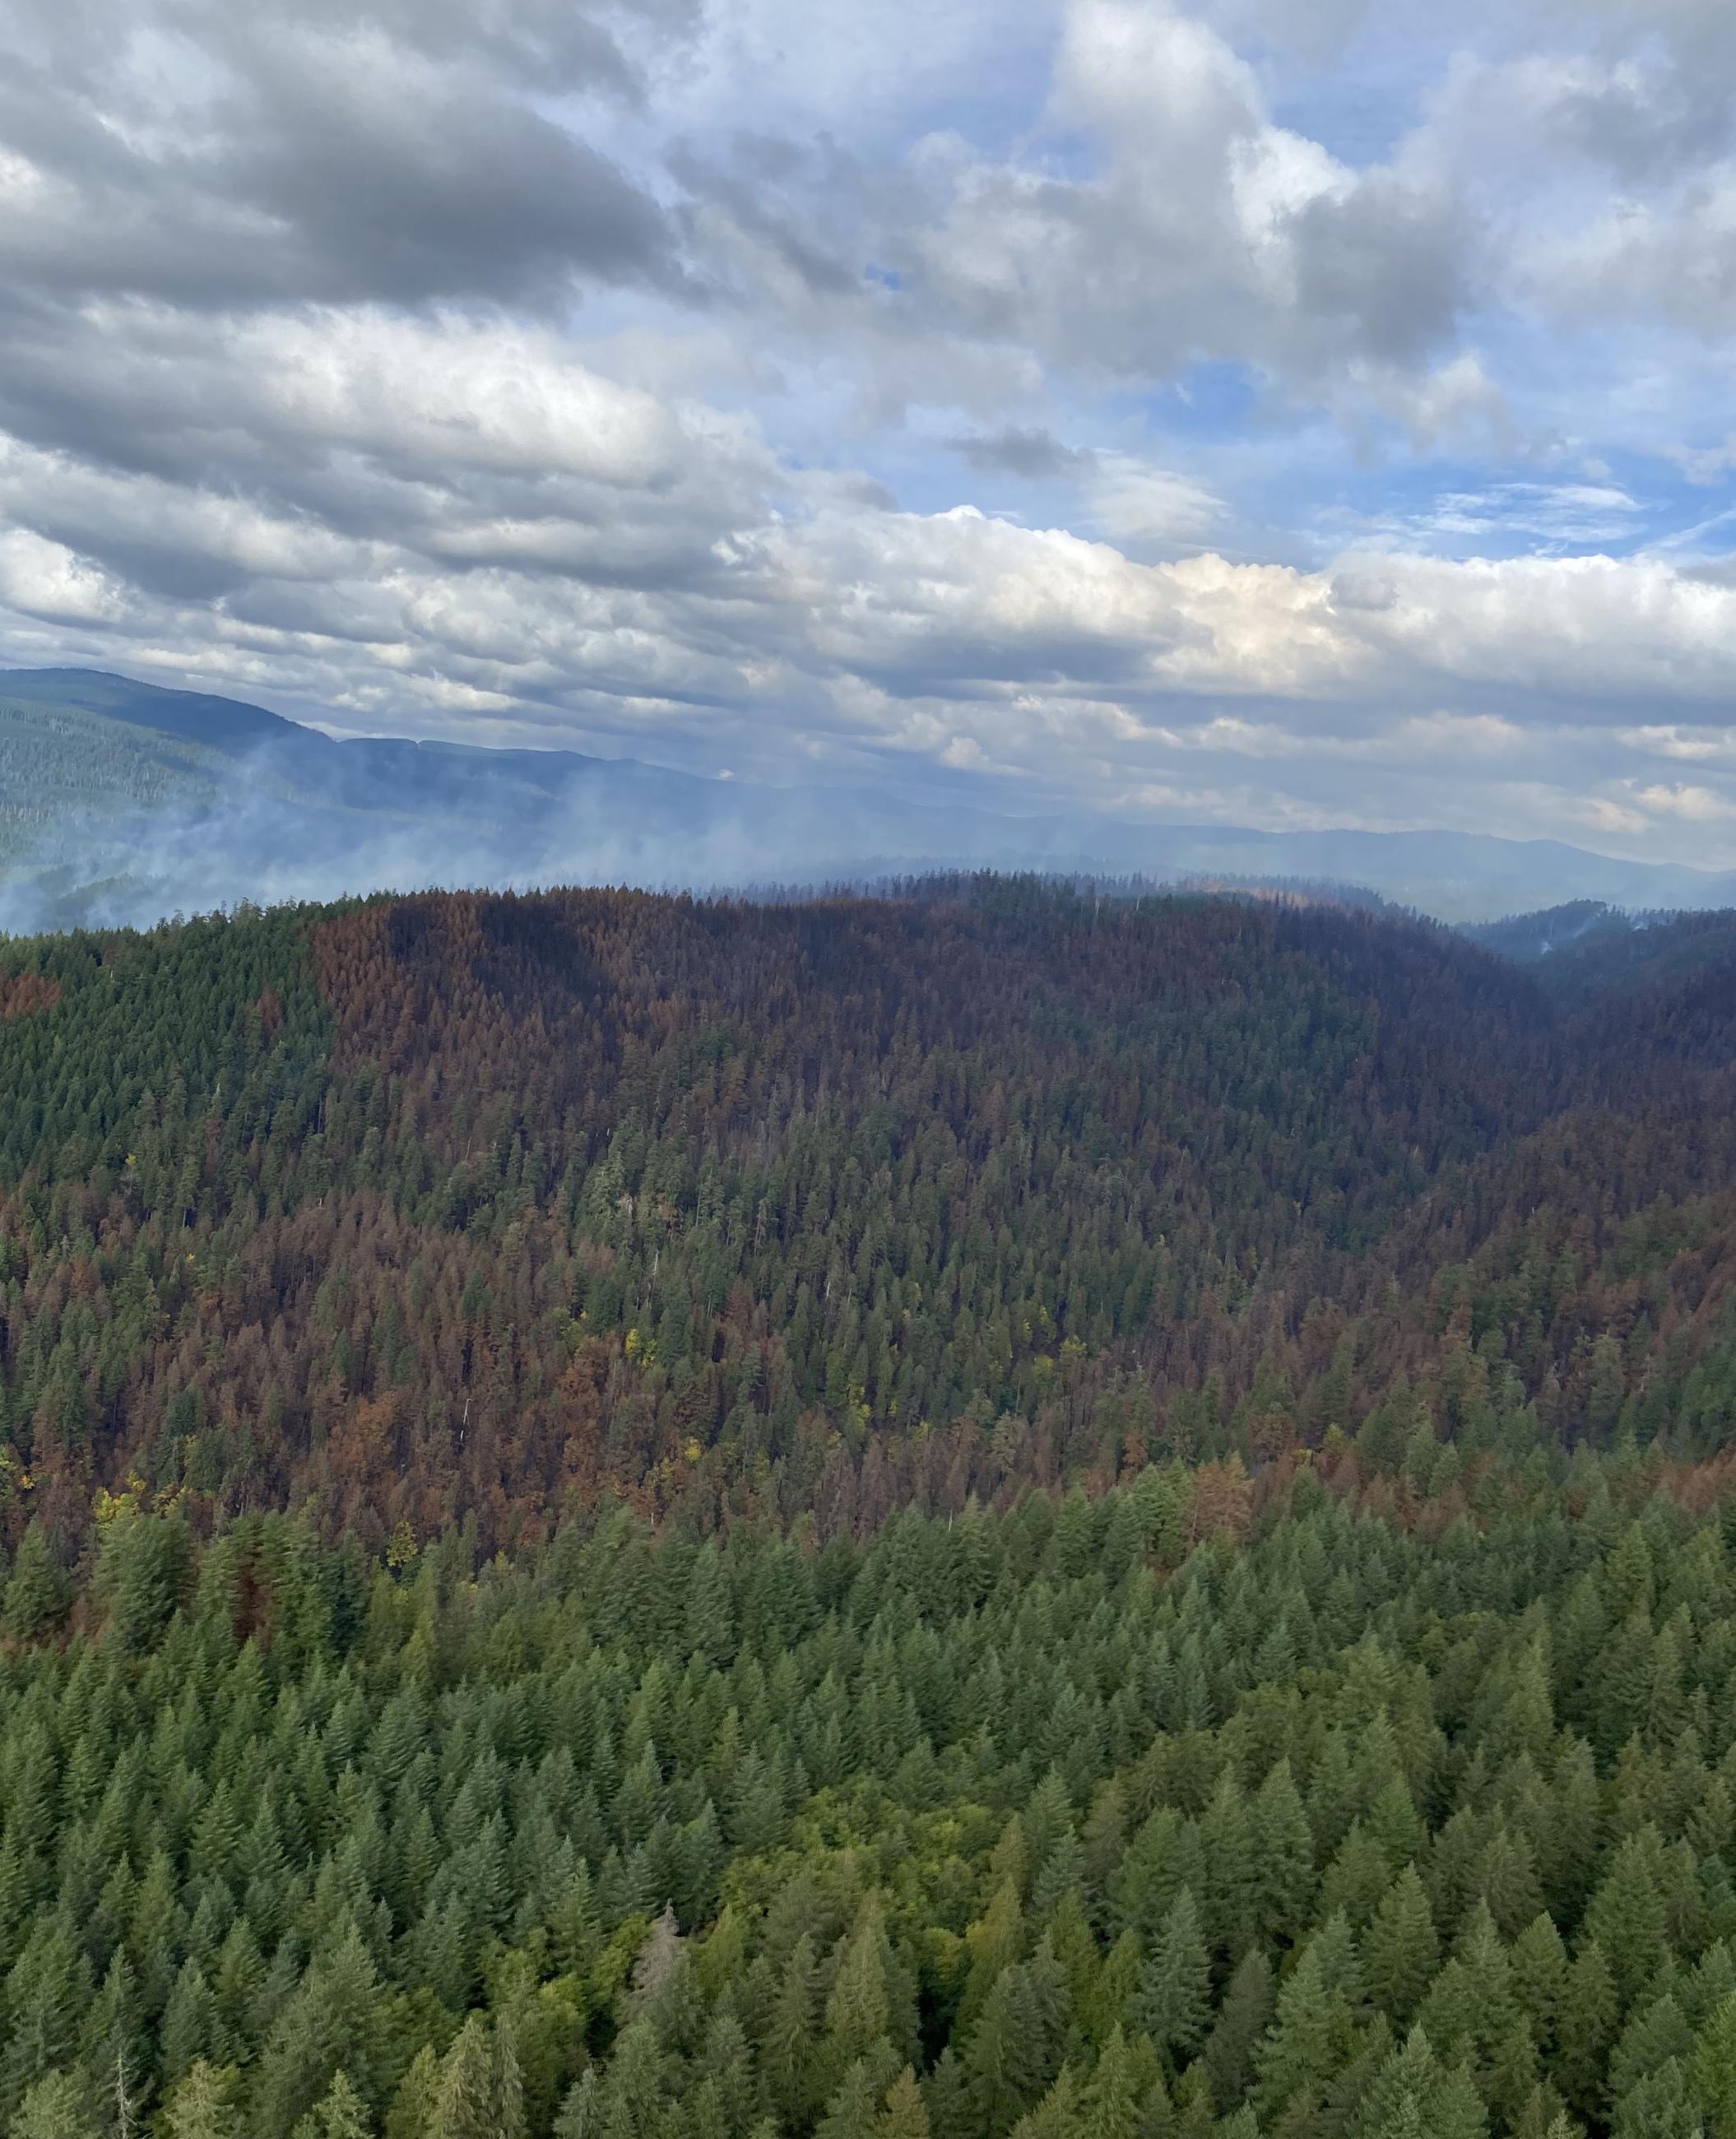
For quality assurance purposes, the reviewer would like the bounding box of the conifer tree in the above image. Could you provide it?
[959,1880,1027,2039]
[1202,1949,1273,2112]
[161,1960,222,2081]
[1693,1992,1736,2134]
[1585,1831,1672,2006]
[825,1905,896,2071]
[819,2059,896,2139]
[1610,1992,1693,2108]
[1254,1923,1360,2127]
[437,2017,498,2139]
[965,1943,1069,2137]
[765,1931,822,2125]
[10,2072,101,2139]
[248,1928,384,2136]
[383,2049,441,2139]
[1510,1914,1569,2058]
[1363,1868,1438,2027]
[0,1923,92,2124]
[1,1524,72,1643]
[1249,1761,1316,1950]
[1353,2027,1487,2139]
[1320,1821,1392,1932]
[80,1951,147,2106]
[923,2049,973,2139]
[1198,1777,1252,1963]
[1611,2056,1701,2138]
[1077,2026,1141,2139]
[294,2070,374,2139]
[1553,1940,1618,2121]
[1006,2067,1080,2139]
[162,2062,242,2139]
[879,2067,932,2139]
[1135,1890,1212,2071]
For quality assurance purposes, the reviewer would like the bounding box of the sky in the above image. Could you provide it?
[2,0,1736,861]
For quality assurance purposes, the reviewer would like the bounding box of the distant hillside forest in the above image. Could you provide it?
[0,877,1733,1555]
[0,881,1733,2136]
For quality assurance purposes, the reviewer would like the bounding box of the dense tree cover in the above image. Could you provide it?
[0,699,232,843]
[0,1445,1729,2135]
[0,879,1733,2133]
[0,882,1734,1556]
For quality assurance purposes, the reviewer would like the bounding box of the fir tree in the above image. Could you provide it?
[1,1524,72,1643]
[879,2067,932,2139]
[1354,2027,1487,2139]
[1363,1868,1438,2028]
[161,2061,240,2139]
[1250,1761,1316,1950]
[293,2070,374,2139]
[1692,1992,1736,2134]
[1553,1940,1618,2121]
[1135,1890,1213,2071]
[10,2072,101,2139]
[1202,1950,1273,2112]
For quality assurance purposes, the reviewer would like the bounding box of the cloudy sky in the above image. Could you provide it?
[3,0,1736,858]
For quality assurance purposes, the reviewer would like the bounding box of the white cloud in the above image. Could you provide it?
[1630,782,1736,824]
[1358,479,1646,551]
[1334,551,1736,708]
[869,0,1474,401]
[0,530,131,624]
[0,0,1734,864]
[1618,724,1736,762]
[1521,175,1736,338]
[1082,455,1224,549]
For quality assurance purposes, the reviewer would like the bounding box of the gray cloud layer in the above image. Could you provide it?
[2,0,1736,864]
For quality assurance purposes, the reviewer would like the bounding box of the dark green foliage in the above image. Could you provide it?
[1,1524,72,1642]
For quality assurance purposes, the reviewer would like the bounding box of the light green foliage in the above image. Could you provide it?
[163,2061,244,2139]
[292,2069,374,2139]
[10,2071,100,2139]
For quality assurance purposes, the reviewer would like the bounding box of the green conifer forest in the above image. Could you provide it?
[0,878,1734,2135]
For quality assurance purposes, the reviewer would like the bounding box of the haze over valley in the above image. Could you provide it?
[6,667,1736,931]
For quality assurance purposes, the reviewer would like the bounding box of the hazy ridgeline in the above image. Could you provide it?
[8,670,1736,934]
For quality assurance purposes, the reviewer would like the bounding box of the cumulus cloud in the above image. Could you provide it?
[0,0,690,312]
[842,0,1478,400]
[1,0,1735,866]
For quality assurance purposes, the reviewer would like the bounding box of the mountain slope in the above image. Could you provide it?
[0,693,237,848]
[1467,899,1736,1005]
[0,666,310,754]
[0,877,1732,1551]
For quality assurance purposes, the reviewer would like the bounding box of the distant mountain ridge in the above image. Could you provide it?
[3,665,1735,929]
[1464,898,1736,1002]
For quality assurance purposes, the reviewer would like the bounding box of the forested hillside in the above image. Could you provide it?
[0,700,234,867]
[2,879,1734,1553]
[0,879,1734,2136]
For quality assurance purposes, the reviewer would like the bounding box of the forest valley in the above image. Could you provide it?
[0,878,1731,2134]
